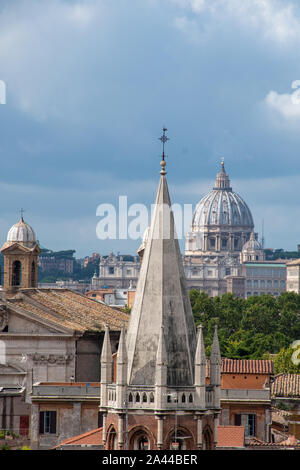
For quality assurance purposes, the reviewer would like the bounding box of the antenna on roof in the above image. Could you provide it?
[261,219,265,249]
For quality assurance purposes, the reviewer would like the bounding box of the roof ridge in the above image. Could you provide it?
[53,427,103,448]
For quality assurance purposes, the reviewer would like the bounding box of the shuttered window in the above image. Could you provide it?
[39,411,57,434]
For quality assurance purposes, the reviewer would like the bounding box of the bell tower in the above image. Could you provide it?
[1,214,40,294]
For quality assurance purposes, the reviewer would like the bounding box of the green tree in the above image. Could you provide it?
[273,346,300,374]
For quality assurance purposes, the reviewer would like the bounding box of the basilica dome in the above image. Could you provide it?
[6,216,37,247]
[192,162,254,229]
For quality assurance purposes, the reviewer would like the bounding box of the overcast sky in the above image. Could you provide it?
[1,0,300,257]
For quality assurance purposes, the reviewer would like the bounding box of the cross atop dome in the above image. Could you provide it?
[20,208,25,222]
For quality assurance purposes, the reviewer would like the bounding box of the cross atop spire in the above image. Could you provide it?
[159,127,169,175]
[19,208,25,222]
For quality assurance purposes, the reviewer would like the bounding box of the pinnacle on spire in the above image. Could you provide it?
[195,324,207,407]
[117,322,128,365]
[195,324,206,366]
[101,325,113,364]
[210,323,221,365]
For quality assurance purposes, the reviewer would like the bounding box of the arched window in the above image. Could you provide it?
[181,394,186,403]
[137,436,149,450]
[130,429,151,450]
[108,427,117,450]
[12,260,22,286]
[135,393,140,403]
[203,426,213,450]
[142,393,147,403]
[128,393,133,403]
[149,393,154,403]
[31,261,35,287]
[188,394,193,403]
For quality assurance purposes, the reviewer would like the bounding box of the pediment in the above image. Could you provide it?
[7,303,74,335]
[1,242,36,254]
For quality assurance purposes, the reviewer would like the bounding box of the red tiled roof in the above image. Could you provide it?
[217,426,245,448]
[53,427,102,448]
[221,359,274,374]
[249,435,300,447]
[271,374,300,398]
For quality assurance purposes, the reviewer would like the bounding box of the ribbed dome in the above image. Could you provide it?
[192,162,254,229]
[242,232,262,252]
[7,217,37,247]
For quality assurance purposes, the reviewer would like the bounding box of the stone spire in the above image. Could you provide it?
[100,325,113,407]
[214,160,232,190]
[116,323,128,409]
[210,324,221,408]
[194,325,206,408]
[126,138,197,387]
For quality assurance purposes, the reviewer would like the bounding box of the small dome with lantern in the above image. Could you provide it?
[240,231,265,262]
[6,215,37,248]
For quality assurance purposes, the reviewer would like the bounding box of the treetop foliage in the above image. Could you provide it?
[189,290,300,363]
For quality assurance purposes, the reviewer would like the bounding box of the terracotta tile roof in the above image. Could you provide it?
[8,288,129,332]
[248,435,300,447]
[221,358,274,374]
[53,427,102,448]
[217,426,245,448]
[271,374,300,398]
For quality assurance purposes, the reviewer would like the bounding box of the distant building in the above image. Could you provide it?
[86,288,130,308]
[286,259,300,293]
[38,250,75,274]
[242,261,286,298]
[38,279,91,294]
[92,252,140,289]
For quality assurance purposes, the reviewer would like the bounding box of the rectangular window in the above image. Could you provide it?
[108,267,114,275]
[98,412,103,428]
[234,413,256,437]
[39,411,57,434]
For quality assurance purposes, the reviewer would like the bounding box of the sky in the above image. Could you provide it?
[1,0,300,257]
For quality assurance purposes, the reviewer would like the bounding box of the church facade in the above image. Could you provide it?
[0,216,128,443]
[100,156,221,450]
